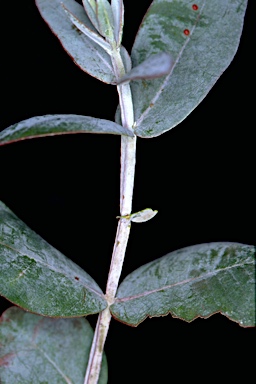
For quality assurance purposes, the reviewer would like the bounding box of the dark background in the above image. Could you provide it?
[1,1,255,383]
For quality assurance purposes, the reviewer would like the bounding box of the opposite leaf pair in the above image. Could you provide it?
[0,200,254,327]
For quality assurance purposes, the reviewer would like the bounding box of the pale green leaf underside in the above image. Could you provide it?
[0,201,107,317]
[0,114,133,146]
[0,306,108,384]
[110,243,255,327]
[35,0,116,84]
[131,0,248,137]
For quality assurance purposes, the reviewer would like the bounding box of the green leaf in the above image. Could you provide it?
[131,0,248,138]
[117,52,173,84]
[82,0,100,31]
[0,306,108,384]
[62,3,112,53]
[96,0,115,43]
[0,201,108,317]
[110,242,255,327]
[111,0,124,46]
[0,114,133,146]
[35,0,115,83]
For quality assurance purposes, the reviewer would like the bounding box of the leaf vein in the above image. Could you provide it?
[115,260,253,302]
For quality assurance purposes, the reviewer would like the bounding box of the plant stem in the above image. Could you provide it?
[83,46,136,384]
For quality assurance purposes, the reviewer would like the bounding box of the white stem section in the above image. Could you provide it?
[84,43,136,384]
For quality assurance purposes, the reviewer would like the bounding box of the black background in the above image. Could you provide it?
[1,1,255,383]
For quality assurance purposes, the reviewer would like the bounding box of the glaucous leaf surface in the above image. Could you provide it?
[0,114,133,146]
[131,0,248,137]
[0,306,108,384]
[0,201,107,317]
[35,0,115,83]
[117,52,173,84]
[110,242,255,327]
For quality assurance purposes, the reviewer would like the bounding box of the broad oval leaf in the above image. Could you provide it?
[110,242,255,327]
[131,0,248,137]
[35,0,115,83]
[0,306,108,384]
[0,201,107,317]
[0,114,133,146]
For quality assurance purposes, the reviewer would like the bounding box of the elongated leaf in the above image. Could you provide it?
[0,201,107,317]
[131,0,248,137]
[35,0,115,83]
[117,52,173,84]
[111,0,124,46]
[110,242,255,327]
[0,306,108,384]
[0,114,133,146]
[62,3,112,53]
[96,0,115,43]
[82,0,100,31]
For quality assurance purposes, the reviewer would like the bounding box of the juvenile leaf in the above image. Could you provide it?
[111,0,124,46]
[82,0,99,31]
[35,0,116,83]
[110,243,255,327]
[130,208,158,223]
[0,114,133,146]
[131,0,248,137]
[96,0,115,43]
[0,306,108,384]
[120,46,132,72]
[62,3,112,53]
[117,52,173,84]
[0,201,107,317]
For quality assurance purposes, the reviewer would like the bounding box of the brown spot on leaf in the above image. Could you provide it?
[0,352,15,367]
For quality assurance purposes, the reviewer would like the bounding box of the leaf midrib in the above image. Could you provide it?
[114,259,253,302]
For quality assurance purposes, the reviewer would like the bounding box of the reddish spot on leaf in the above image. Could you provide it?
[0,352,15,367]
[75,276,79,281]
[184,29,190,36]
[192,4,199,10]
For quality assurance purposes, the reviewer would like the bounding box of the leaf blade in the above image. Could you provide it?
[35,0,115,83]
[0,114,133,146]
[131,0,248,137]
[0,306,108,384]
[0,201,107,317]
[110,242,255,327]
[117,52,173,84]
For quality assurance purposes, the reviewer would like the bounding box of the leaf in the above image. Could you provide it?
[117,52,173,84]
[0,114,133,146]
[130,0,248,137]
[62,3,112,53]
[0,201,107,317]
[96,0,115,43]
[82,0,100,31]
[111,0,124,46]
[110,242,255,327]
[0,306,108,384]
[130,208,158,223]
[35,0,116,84]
